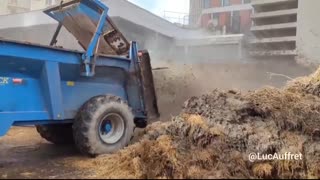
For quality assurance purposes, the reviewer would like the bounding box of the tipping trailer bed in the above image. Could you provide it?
[0,0,159,156]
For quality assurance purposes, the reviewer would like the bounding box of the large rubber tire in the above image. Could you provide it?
[36,124,74,145]
[73,95,135,156]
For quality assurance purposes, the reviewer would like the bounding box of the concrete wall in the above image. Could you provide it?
[175,35,244,63]
[0,0,9,15]
[30,0,47,11]
[0,0,57,15]
[0,24,83,50]
[175,44,243,64]
[111,17,175,58]
[296,0,320,65]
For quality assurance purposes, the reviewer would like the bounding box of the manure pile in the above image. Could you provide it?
[72,69,320,179]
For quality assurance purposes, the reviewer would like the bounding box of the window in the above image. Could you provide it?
[242,0,251,3]
[46,0,53,5]
[221,0,230,6]
[203,0,211,9]
[9,0,18,5]
[211,13,219,26]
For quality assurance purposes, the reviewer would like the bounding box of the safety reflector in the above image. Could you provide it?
[13,78,23,84]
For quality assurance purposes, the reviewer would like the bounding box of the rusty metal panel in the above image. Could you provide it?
[139,50,160,119]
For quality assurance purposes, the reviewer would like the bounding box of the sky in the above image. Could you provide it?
[128,0,190,23]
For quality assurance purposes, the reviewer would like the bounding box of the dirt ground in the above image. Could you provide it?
[0,61,314,179]
[0,127,85,179]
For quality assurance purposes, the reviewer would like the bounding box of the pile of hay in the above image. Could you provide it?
[71,68,320,179]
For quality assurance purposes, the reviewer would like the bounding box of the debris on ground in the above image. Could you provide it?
[69,68,320,179]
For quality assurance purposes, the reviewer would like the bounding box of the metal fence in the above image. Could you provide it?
[163,11,190,26]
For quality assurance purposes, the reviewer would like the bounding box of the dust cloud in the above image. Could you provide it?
[149,46,313,120]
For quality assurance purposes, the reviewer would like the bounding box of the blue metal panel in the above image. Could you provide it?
[0,57,44,78]
[45,0,109,24]
[96,58,131,70]
[82,0,110,13]
[0,40,82,64]
[60,65,128,119]
[0,112,50,136]
[0,112,50,122]
[62,81,127,119]
[0,120,13,136]
[0,40,131,70]
[41,61,64,120]
[0,76,46,112]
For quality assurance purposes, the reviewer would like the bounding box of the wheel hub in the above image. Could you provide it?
[99,113,125,144]
[104,121,112,134]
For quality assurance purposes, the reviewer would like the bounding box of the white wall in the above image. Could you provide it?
[0,0,9,15]
[31,0,47,10]
[296,0,320,65]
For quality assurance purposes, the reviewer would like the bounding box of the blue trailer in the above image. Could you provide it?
[0,0,159,156]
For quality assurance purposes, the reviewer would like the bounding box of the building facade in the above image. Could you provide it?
[249,0,298,58]
[0,0,58,15]
[189,0,252,34]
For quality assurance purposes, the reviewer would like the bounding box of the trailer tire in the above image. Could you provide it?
[73,95,134,157]
[36,124,74,145]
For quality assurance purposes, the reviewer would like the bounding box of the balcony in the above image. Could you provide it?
[251,8,297,19]
[251,0,297,6]
[202,4,253,14]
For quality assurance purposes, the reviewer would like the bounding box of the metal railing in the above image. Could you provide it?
[163,11,190,26]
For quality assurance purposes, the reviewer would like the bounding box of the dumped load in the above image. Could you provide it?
[71,68,320,179]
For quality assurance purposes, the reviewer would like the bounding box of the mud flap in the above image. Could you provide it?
[139,50,160,120]
[0,120,13,137]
